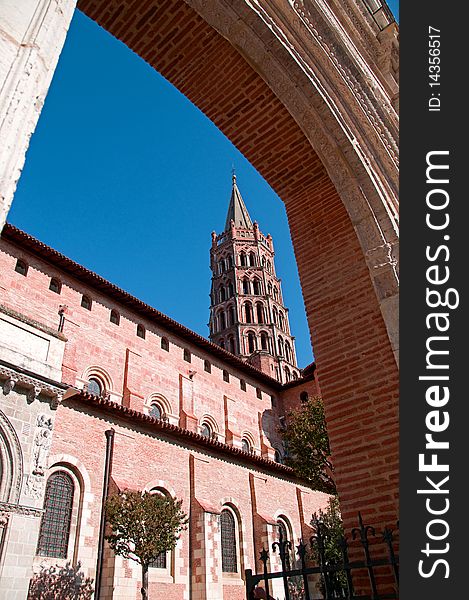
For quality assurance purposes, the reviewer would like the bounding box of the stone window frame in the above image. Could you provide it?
[35,464,84,567]
[161,336,170,351]
[79,366,114,400]
[199,414,219,440]
[147,487,174,582]
[136,324,146,339]
[240,431,257,455]
[110,309,120,325]
[223,369,230,383]
[219,502,244,583]
[144,393,175,425]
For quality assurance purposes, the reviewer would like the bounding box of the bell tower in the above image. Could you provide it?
[209,175,299,383]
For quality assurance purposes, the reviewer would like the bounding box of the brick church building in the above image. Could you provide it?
[0,178,329,598]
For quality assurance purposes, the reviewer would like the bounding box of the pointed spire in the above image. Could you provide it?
[224,173,253,231]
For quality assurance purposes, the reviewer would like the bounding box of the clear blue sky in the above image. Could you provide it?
[8,3,399,369]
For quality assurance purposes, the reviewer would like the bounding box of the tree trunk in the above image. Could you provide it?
[141,563,149,600]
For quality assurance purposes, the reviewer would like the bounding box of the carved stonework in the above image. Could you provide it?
[27,386,41,403]
[25,473,44,500]
[3,377,17,395]
[32,415,53,476]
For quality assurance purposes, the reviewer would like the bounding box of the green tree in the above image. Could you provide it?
[280,396,335,493]
[311,495,347,597]
[105,490,188,600]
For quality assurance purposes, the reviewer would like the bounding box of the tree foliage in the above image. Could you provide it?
[280,396,335,493]
[105,489,188,599]
[311,495,347,597]
[28,562,93,599]
[105,490,188,565]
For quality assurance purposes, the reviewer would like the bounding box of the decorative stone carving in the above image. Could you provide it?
[3,377,17,395]
[32,415,53,476]
[25,474,44,499]
[27,386,41,403]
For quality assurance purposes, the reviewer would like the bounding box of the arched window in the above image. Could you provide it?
[137,324,146,339]
[284,366,291,382]
[267,260,272,273]
[227,336,235,354]
[239,252,247,267]
[249,252,256,266]
[247,332,256,354]
[149,403,163,420]
[161,337,169,351]
[219,311,226,331]
[37,471,74,558]
[223,369,230,383]
[252,279,261,295]
[228,281,234,298]
[278,336,284,357]
[204,360,211,373]
[15,259,28,276]
[149,488,170,569]
[292,371,298,380]
[220,509,238,573]
[219,286,226,302]
[285,341,292,363]
[279,311,285,331]
[219,338,225,349]
[228,305,236,326]
[49,278,61,294]
[274,449,283,464]
[227,255,234,269]
[87,377,103,396]
[273,287,279,301]
[260,332,269,351]
[256,303,265,324]
[273,306,278,325]
[268,282,273,296]
[241,438,251,453]
[200,422,212,438]
[277,517,293,570]
[110,309,120,325]
[242,278,250,295]
[245,302,253,324]
[81,295,92,310]
[262,257,266,268]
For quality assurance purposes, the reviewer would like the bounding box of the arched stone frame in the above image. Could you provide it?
[142,480,182,584]
[243,302,253,324]
[218,497,247,582]
[240,430,257,456]
[77,366,121,404]
[245,330,257,354]
[274,512,297,570]
[35,454,91,569]
[198,414,220,440]
[259,330,270,353]
[144,393,177,426]
[0,408,24,504]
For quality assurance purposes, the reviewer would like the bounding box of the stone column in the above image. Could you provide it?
[0,0,77,230]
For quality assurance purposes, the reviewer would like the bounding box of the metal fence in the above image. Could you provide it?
[245,513,399,600]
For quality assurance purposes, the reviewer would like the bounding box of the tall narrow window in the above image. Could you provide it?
[37,471,74,558]
[228,282,234,298]
[247,332,256,354]
[243,278,250,295]
[252,279,261,295]
[245,303,253,324]
[204,360,211,373]
[220,509,238,573]
[249,252,256,266]
[137,324,146,339]
[161,336,169,351]
[256,303,265,324]
[239,252,247,267]
[223,370,230,383]
[229,305,236,326]
[184,349,191,362]
[110,309,120,325]
[14,259,28,276]
[260,332,269,351]
[219,311,226,330]
[240,379,246,392]
[219,286,226,302]
[49,278,61,294]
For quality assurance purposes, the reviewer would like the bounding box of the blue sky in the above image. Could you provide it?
[8,4,398,369]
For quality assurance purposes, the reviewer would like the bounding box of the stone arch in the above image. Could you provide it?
[144,392,173,419]
[81,365,114,394]
[0,409,23,504]
[0,0,399,531]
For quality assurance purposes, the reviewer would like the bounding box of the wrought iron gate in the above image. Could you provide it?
[245,513,399,600]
